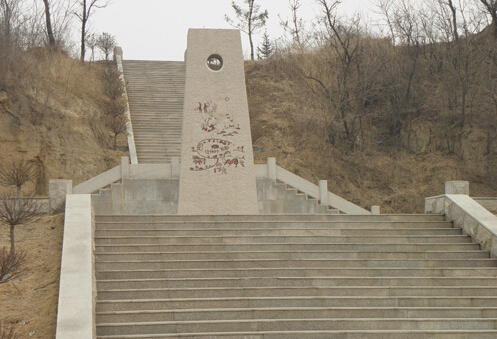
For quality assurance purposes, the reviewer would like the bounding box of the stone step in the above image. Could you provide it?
[95,221,453,230]
[134,150,181,154]
[96,318,497,336]
[96,307,497,323]
[95,330,497,339]
[95,267,496,280]
[96,277,497,290]
[94,250,490,261]
[98,287,496,302]
[134,140,182,143]
[131,124,182,127]
[123,59,185,163]
[94,235,472,245]
[97,285,497,300]
[134,147,181,151]
[95,243,481,253]
[95,214,446,222]
[94,259,496,270]
[95,228,461,237]
[96,296,497,312]
[133,135,182,138]
[131,121,182,124]
[131,128,182,132]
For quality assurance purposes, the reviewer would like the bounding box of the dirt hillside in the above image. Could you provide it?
[0,49,126,338]
[246,60,497,213]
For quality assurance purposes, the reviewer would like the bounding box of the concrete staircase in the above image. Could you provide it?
[94,214,497,338]
[122,60,185,163]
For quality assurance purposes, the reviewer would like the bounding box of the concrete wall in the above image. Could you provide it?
[93,178,336,215]
[92,179,179,215]
[55,195,95,339]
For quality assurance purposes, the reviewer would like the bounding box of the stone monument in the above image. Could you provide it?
[178,29,259,215]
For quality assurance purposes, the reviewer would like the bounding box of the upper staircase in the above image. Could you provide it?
[122,60,185,163]
[94,214,497,338]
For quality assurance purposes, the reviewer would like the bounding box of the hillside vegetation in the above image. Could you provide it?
[0,49,127,196]
[248,0,497,213]
[0,6,126,336]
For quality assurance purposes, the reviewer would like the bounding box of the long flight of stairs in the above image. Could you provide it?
[122,61,185,163]
[94,214,497,338]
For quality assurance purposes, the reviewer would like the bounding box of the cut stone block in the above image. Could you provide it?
[445,181,469,195]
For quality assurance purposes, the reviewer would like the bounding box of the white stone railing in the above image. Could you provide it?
[114,47,138,164]
[64,156,370,214]
[55,195,95,339]
[425,181,497,257]
[71,157,180,195]
[73,166,122,194]
[255,158,370,215]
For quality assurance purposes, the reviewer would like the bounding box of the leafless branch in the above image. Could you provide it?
[0,247,25,284]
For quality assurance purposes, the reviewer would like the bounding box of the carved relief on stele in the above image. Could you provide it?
[178,29,259,215]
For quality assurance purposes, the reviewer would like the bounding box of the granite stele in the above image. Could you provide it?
[178,29,259,215]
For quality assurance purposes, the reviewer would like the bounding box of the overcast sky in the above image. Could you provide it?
[91,0,377,61]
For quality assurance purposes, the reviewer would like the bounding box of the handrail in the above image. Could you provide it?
[426,193,497,257]
[255,161,370,214]
[114,47,138,164]
[276,166,320,198]
[55,195,95,339]
[73,165,121,194]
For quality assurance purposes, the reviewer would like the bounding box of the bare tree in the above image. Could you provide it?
[0,195,43,255]
[104,103,127,149]
[75,0,109,62]
[86,32,97,61]
[280,0,305,48]
[42,0,56,46]
[0,247,25,284]
[102,65,127,149]
[479,0,497,35]
[317,0,361,143]
[225,0,268,60]
[0,322,18,339]
[96,32,116,61]
[0,160,35,202]
[0,0,21,90]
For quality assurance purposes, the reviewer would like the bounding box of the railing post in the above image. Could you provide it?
[267,157,276,180]
[171,157,180,178]
[319,180,329,206]
[371,206,381,214]
[445,181,469,195]
[121,156,129,179]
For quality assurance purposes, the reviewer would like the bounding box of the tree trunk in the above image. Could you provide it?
[113,133,117,150]
[248,0,254,60]
[0,1,12,90]
[16,185,21,206]
[80,0,87,62]
[10,224,15,255]
[42,0,56,46]
[249,28,254,60]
